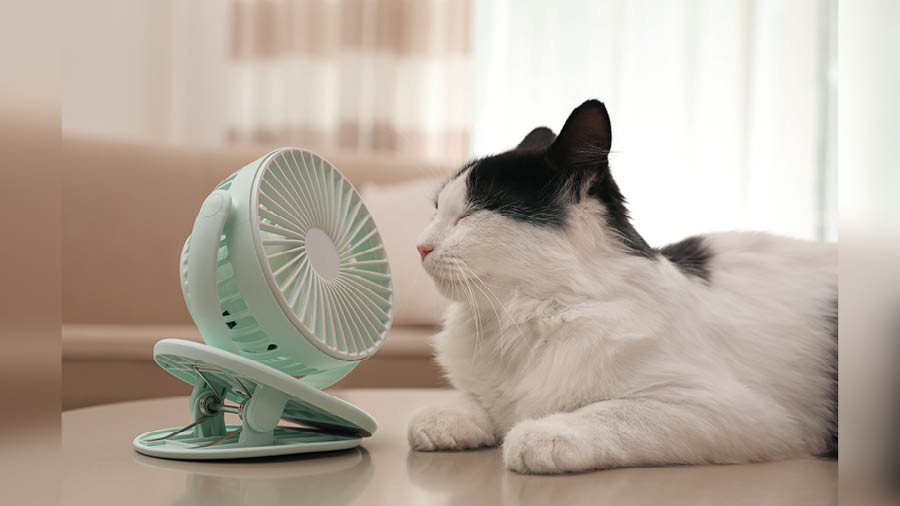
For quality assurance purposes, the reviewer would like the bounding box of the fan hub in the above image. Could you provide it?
[305,228,340,281]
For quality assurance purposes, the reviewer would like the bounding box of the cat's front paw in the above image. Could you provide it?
[408,404,496,451]
[502,418,596,474]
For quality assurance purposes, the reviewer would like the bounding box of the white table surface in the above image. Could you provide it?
[62,389,836,506]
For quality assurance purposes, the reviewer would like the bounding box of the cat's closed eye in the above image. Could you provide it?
[455,211,472,225]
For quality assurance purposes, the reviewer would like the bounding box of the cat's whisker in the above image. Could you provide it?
[439,260,450,298]
[445,261,479,360]
[459,267,485,361]
[455,258,529,360]
[453,262,496,311]
[454,261,509,356]
[438,265,449,313]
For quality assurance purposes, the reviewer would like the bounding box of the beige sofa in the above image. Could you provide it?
[62,137,449,409]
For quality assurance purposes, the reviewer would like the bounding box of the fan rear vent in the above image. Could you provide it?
[210,230,324,376]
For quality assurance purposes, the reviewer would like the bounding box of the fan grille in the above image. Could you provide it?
[251,149,392,359]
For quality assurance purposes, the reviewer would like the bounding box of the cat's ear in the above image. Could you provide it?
[516,126,557,151]
[547,99,612,169]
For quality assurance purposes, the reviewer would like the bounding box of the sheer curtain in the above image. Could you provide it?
[223,0,472,163]
[64,0,836,243]
[470,0,836,244]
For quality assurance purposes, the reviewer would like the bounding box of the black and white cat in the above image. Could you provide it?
[407,100,837,474]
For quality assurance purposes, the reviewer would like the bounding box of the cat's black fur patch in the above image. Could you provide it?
[586,172,656,258]
[460,100,656,258]
[658,236,712,282]
[517,126,557,151]
[465,150,570,228]
[462,153,656,258]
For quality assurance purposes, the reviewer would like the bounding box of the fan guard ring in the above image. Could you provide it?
[249,149,393,360]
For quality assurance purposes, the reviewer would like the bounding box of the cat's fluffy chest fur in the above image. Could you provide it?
[435,290,666,434]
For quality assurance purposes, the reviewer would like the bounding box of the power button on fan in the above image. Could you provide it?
[201,191,227,217]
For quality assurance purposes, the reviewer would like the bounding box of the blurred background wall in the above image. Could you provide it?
[61,0,837,409]
[0,0,61,501]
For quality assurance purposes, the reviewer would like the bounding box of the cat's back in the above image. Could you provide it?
[679,231,836,332]
[697,231,836,283]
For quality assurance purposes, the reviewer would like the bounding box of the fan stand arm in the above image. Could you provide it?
[187,190,241,354]
[238,384,288,447]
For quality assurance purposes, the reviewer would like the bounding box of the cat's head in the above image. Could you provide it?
[417,99,652,301]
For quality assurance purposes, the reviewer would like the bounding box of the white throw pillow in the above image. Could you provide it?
[361,178,449,326]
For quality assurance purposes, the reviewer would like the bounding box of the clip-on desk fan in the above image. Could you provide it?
[134,148,392,460]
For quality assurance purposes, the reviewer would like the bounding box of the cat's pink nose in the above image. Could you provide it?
[417,243,434,261]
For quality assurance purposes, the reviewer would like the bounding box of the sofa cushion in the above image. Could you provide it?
[362,178,450,325]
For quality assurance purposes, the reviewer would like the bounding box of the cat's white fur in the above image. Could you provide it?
[407,171,837,474]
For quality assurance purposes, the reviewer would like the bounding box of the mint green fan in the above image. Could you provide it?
[134,148,393,460]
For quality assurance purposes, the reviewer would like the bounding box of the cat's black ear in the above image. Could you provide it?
[516,126,557,151]
[547,99,612,169]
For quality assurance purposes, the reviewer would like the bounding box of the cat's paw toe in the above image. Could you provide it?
[502,419,594,474]
[407,405,496,451]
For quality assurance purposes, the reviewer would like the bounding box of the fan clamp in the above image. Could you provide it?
[133,339,376,460]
